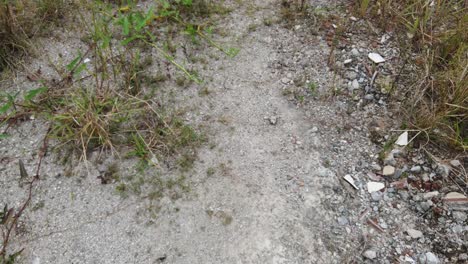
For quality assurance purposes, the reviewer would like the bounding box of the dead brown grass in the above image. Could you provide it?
[0,0,66,70]
[359,0,467,150]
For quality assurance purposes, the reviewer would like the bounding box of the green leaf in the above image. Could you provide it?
[121,35,144,46]
[226,47,240,58]
[0,101,12,114]
[66,53,82,71]
[0,133,10,139]
[73,63,87,78]
[182,0,192,6]
[122,16,130,35]
[185,24,197,36]
[24,86,47,101]
[162,0,170,9]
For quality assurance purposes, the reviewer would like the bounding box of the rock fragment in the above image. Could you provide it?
[383,165,395,176]
[436,163,451,177]
[363,250,377,259]
[410,165,421,173]
[343,174,359,190]
[368,52,385,63]
[384,153,396,166]
[419,252,440,264]
[443,192,468,211]
[450,160,461,167]
[367,181,385,193]
[453,211,467,223]
[267,116,278,125]
[395,131,408,146]
[423,191,439,200]
[406,228,423,239]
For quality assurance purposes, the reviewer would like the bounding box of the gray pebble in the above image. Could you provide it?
[363,249,377,259]
[410,165,422,173]
[452,211,467,223]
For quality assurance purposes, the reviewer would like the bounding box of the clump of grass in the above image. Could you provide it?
[48,89,132,154]
[358,0,467,149]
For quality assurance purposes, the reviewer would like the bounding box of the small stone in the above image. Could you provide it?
[406,228,423,239]
[310,126,319,133]
[390,149,404,157]
[97,164,107,173]
[393,168,404,179]
[410,165,422,173]
[344,59,352,65]
[421,201,433,211]
[436,163,451,177]
[351,79,359,90]
[452,224,464,233]
[459,253,468,261]
[452,211,467,223]
[399,190,409,200]
[380,221,388,229]
[383,166,395,176]
[380,34,390,44]
[367,181,385,193]
[363,250,377,259]
[422,174,430,182]
[371,191,383,201]
[345,71,358,80]
[450,160,461,167]
[337,216,348,225]
[368,52,386,63]
[32,257,41,264]
[351,48,359,56]
[423,191,439,200]
[395,131,408,146]
[268,116,278,125]
[384,153,396,166]
[343,174,359,190]
[316,167,334,178]
[419,252,440,264]
[281,77,290,84]
[371,164,382,171]
[364,94,374,100]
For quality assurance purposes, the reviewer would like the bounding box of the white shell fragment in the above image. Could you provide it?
[343,175,359,190]
[83,58,91,63]
[368,52,385,63]
[395,131,408,146]
[367,181,385,193]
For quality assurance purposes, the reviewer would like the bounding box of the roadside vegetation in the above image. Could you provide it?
[356,0,467,150]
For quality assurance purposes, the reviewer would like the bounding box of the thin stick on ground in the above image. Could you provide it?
[0,126,50,259]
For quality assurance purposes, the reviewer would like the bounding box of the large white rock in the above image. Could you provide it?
[395,131,408,146]
[368,52,386,63]
[367,181,385,193]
